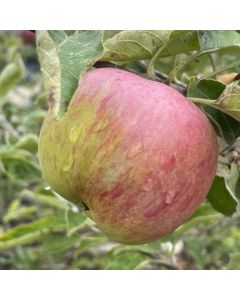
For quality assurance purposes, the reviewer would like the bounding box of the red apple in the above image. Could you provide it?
[38,68,218,244]
[20,30,35,44]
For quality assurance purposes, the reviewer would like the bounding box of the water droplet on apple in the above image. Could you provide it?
[63,156,74,172]
[69,126,83,144]
[42,178,51,190]
[142,178,153,191]
[71,205,79,213]
[164,191,174,205]
[127,142,143,158]
[92,120,109,133]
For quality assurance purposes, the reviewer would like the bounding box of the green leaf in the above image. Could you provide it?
[48,30,104,102]
[3,206,37,223]
[227,252,240,269]
[76,236,108,254]
[36,31,61,103]
[102,30,199,61]
[103,30,122,42]
[20,189,68,210]
[42,233,80,254]
[15,133,38,154]
[187,78,226,99]
[0,54,25,97]
[189,202,218,219]
[204,107,240,145]
[187,78,240,144]
[39,30,104,113]
[0,229,50,251]
[0,217,61,242]
[207,176,237,216]
[0,147,41,182]
[214,81,240,121]
[224,163,240,201]
[198,30,240,51]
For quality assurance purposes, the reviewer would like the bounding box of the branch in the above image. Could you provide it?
[203,59,240,80]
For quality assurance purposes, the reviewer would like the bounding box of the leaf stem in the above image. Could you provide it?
[147,42,171,79]
[208,53,216,73]
[168,50,215,82]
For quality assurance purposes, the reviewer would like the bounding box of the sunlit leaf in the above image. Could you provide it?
[102,30,198,61]
[214,81,240,121]
[0,54,26,97]
[198,30,240,51]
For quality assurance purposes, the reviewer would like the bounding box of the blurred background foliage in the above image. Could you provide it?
[0,31,240,270]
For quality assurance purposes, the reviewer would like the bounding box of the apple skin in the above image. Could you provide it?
[38,68,218,244]
[20,30,35,44]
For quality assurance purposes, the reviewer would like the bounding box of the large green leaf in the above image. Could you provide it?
[224,163,240,202]
[187,78,240,144]
[207,176,237,216]
[0,146,41,182]
[0,53,25,97]
[187,78,226,99]
[37,30,104,115]
[228,252,240,269]
[102,30,199,61]
[214,81,240,121]
[198,30,240,51]
[36,31,61,104]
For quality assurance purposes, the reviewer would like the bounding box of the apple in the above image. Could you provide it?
[38,68,218,244]
[20,30,35,45]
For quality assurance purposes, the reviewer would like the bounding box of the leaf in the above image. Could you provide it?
[0,229,50,251]
[189,202,218,219]
[103,30,122,42]
[76,236,108,254]
[0,147,41,182]
[207,176,237,216]
[3,206,37,223]
[36,31,61,103]
[187,78,240,144]
[15,133,38,154]
[102,30,199,61]
[173,214,221,239]
[214,81,240,121]
[204,107,240,145]
[227,252,240,269]
[42,233,80,254]
[198,30,240,51]
[224,163,240,201]
[0,217,61,242]
[188,78,226,99]
[20,190,68,210]
[0,54,25,97]
[37,30,104,117]
[48,30,104,103]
